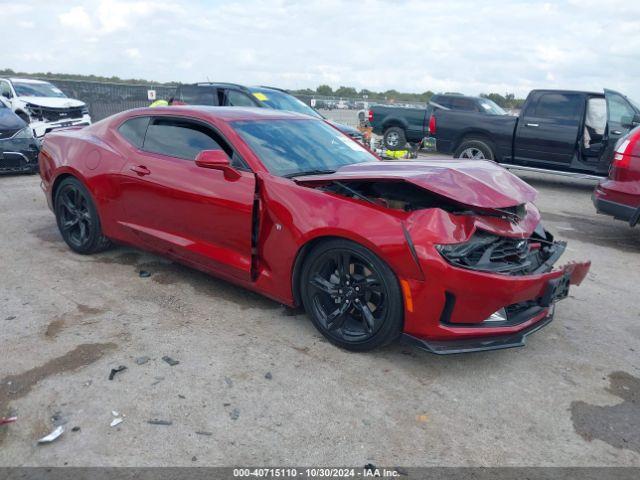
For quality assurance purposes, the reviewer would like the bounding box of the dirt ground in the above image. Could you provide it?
[0,166,639,467]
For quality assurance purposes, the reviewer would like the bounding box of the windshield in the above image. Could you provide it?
[233,119,374,177]
[249,89,322,118]
[13,81,67,98]
[478,98,507,115]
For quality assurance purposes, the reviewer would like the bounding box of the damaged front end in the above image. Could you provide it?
[295,161,591,353]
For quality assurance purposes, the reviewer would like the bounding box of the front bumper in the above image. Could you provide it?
[402,307,555,354]
[0,137,40,174]
[402,243,590,350]
[30,115,91,138]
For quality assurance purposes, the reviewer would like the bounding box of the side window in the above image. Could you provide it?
[143,118,222,160]
[533,93,582,120]
[434,96,453,109]
[450,97,478,111]
[226,90,258,107]
[608,94,636,125]
[142,116,249,170]
[0,81,12,99]
[118,116,150,148]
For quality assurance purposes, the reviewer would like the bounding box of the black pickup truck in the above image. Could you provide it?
[431,89,640,177]
[369,94,506,149]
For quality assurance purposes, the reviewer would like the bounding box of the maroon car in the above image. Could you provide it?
[593,126,640,226]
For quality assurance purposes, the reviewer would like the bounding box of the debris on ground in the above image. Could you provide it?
[135,356,150,365]
[110,410,124,427]
[51,411,68,426]
[38,426,64,444]
[192,456,197,462]
[151,376,164,386]
[139,270,151,278]
[71,426,80,432]
[108,365,127,380]
[5,316,16,321]
[178,394,186,399]
[230,408,240,421]
[0,416,17,425]
[264,372,272,380]
[162,356,179,366]
[147,419,172,426]
[224,376,233,387]
[195,431,212,436]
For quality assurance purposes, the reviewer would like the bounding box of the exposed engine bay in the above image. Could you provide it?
[320,179,564,276]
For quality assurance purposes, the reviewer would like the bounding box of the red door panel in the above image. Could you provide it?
[117,151,255,281]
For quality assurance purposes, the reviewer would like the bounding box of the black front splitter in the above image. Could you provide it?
[401,314,554,355]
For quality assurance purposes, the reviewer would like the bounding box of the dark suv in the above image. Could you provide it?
[171,83,364,142]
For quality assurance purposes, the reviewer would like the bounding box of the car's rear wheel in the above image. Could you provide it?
[300,239,403,351]
[454,139,495,160]
[383,126,407,151]
[54,177,111,254]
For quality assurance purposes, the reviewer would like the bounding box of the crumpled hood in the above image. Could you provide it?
[18,96,85,109]
[295,160,537,208]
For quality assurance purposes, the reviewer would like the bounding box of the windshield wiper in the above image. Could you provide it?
[284,169,336,178]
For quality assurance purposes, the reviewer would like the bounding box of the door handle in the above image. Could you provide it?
[130,165,151,176]
[525,123,539,127]
[612,130,622,135]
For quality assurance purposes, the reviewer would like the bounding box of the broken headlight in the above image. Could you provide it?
[436,231,532,274]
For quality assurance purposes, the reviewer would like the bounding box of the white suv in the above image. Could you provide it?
[0,78,91,138]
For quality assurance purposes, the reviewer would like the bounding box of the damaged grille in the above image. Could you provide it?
[437,230,558,275]
[27,106,84,123]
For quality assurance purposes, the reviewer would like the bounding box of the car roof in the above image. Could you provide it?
[127,106,312,122]
[8,78,51,84]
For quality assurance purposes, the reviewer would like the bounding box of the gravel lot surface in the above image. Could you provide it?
[0,164,639,467]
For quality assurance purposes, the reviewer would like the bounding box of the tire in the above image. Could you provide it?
[300,239,403,351]
[383,126,407,151]
[453,138,495,160]
[54,177,111,254]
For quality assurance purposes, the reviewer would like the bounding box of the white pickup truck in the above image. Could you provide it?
[0,78,91,138]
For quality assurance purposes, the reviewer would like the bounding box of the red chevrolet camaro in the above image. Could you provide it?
[39,107,590,354]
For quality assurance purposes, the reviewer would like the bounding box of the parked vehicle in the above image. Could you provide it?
[370,94,506,149]
[430,89,640,178]
[171,83,364,142]
[39,106,590,354]
[0,78,91,138]
[593,126,640,226]
[0,98,40,174]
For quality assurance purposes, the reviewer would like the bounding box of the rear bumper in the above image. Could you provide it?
[592,187,639,226]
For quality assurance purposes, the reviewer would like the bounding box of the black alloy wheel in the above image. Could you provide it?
[55,177,111,254]
[300,239,403,351]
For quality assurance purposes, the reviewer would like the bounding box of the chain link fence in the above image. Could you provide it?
[28,78,420,125]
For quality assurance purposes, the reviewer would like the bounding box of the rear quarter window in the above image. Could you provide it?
[118,116,150,148]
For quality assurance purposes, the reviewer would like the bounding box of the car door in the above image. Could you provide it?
[601,89,640,167]
[513,92,584,166]
[116,115,255,281]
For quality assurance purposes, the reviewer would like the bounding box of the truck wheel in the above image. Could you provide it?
[383,127,407,151]
[454,139,495,160]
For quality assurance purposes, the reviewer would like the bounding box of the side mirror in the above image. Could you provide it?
[195,150,240,180]
[632,113,640,127]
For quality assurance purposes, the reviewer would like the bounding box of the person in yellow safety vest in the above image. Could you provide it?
[149,99,169,107]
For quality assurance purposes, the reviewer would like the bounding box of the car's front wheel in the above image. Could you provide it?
[54,177,111,254]
[300,239,403,351]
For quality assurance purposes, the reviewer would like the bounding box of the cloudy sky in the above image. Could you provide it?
[3,0,640,99]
